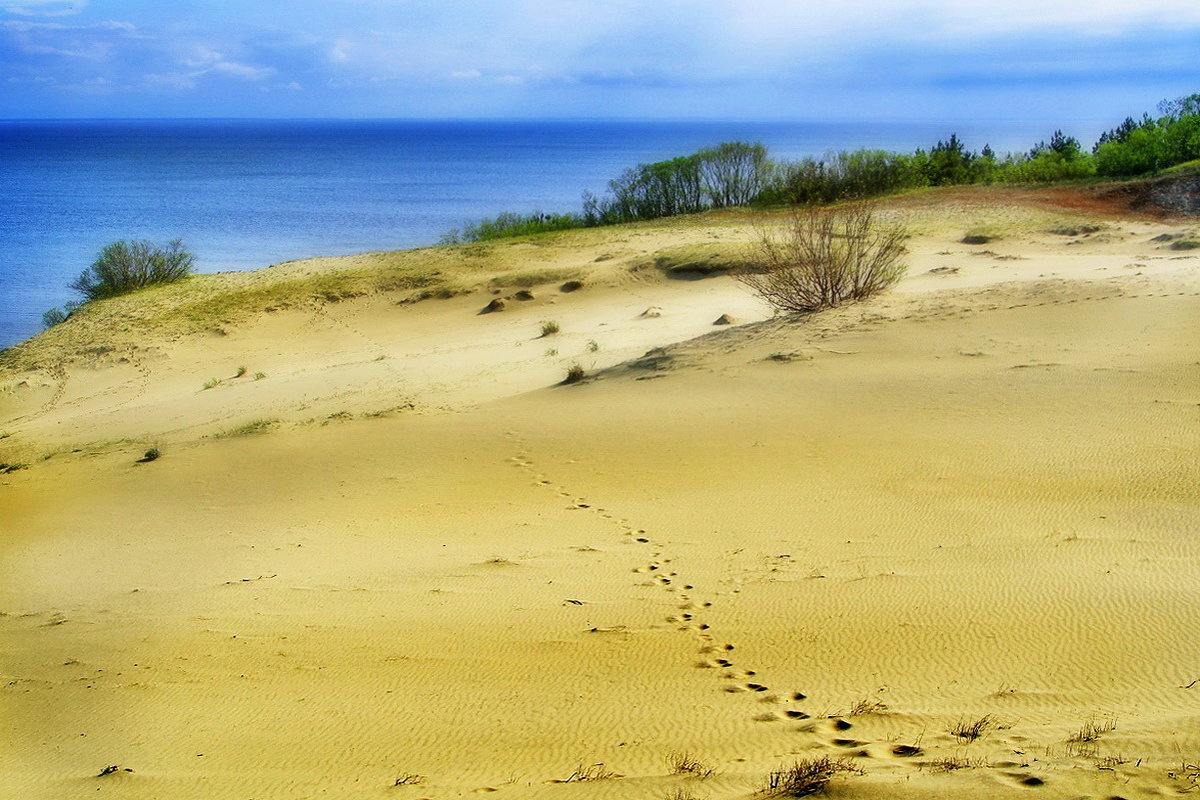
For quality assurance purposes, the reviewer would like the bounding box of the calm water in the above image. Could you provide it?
[0,118,1100,347]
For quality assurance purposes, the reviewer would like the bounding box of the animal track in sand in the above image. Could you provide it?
[504,432,824,735]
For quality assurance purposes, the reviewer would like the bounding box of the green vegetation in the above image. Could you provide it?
[562,363,585,384]
[539,320,560,337]
[214,418,278,438]
[439,211,585,244]
[1094,94,1200,176]
[72,239,195,301]
[441,91,1200,244]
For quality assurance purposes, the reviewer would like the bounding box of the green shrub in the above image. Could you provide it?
[757,149,926,206]
[995,151,1096,183]
[70,239,194,301]
[439,212,585,244]
[584,141,770,224]
[41,301,80,328]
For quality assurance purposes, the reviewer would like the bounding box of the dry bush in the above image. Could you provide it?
[668,750,715,778]
[847,698,889,716]
[1068,717,1116,743]
[559,763,619,782]
[739,206,907,314]
[762,756,862,796]
[949,714,999,743]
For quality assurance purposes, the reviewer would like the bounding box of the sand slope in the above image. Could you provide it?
[2,193,1199,799]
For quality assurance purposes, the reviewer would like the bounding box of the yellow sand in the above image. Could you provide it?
[2,197,1198,799]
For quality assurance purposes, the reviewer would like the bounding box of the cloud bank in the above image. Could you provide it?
[1,0,1197,120]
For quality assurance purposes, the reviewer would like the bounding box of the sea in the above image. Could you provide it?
[0,118,1105,348]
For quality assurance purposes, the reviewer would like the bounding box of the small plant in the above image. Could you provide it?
[215,418,277,438]
[563,363,586,384]
[42,301,80,329]
[763,756,862,797]
[950,714,998,743]
[234,366,247,378]
[202,377,221,390]
[586,339,600,352]
[137,447,160,463]
[544,347,558,357]
[540,320,561,337]
[392,773,424,786]
[1068,717,1116,743]
[253,372,266,380]
[668,751,715,778]
[559,763,619,782]
[666,789,705,800]
[847,698,889,716]
[926,755,988,772]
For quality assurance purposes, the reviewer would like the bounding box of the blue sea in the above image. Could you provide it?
[0,118,1104,347]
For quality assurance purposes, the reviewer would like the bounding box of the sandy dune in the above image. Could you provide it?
[2,191,1199,799]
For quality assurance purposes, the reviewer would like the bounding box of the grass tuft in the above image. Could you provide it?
[950,714,999,743]
[667,751,715,778]
[762,756,862,796]
[540,320,561,337]
[392,773,424,786]
[562,363,586,384]
[558,763,619,782]
[1068,717,1116,743]
[214,418,278,438]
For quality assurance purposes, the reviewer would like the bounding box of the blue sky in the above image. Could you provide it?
[1,0,1198,121]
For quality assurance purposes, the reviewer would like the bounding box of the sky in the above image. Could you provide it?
[1,0,1198,121]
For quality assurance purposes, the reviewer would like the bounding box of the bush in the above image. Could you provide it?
[70,239,194,301]
[757,150,926,206]
[439,211,585,244]
[995,151,1096,183]
[763,756,861,797]
[738,206,907,313]
[584,141,770,225]
[41,301,80,328]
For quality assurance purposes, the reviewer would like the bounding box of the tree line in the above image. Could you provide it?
[442,91,1200,243]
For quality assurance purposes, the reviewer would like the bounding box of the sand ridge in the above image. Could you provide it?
[2,192,1199,799]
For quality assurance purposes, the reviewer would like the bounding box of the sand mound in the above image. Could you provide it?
[3,190,1199,800]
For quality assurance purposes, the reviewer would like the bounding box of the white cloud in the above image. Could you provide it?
[207,60,275,80]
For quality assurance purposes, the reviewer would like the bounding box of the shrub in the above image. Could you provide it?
[950,714,999,742]
[757,149,925,206]
[584,141,770,224]
[763,756,861,796]
[70,239,194,301]
[439,211,585,244]
[540,320,560,337]
[41,301,80,329]
[563,363,586,384]
[738,206,907,313]
[996,151,1096,183]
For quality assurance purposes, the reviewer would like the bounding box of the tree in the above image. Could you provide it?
[70,239,194,301]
